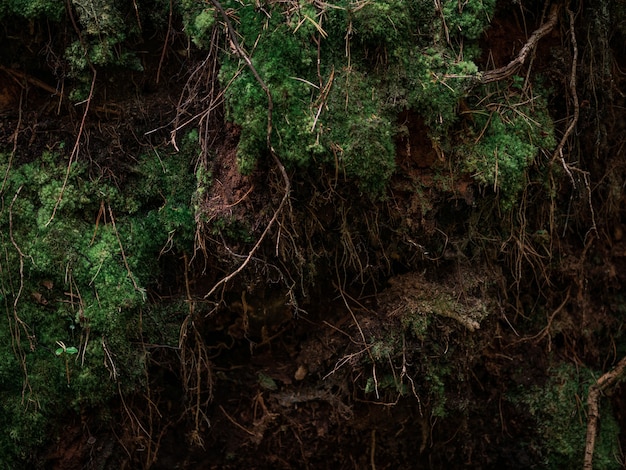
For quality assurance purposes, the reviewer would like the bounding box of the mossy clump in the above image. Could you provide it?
[442,0,496,40]
[511,364,621,469]
[0,0,65,20]
[460,85,556,210]
[190,0,492,196]
[0,145,196,465]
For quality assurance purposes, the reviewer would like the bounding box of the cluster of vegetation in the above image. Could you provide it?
[187,0,492,194]
[0,143,195,465]
[365,272,488,417]
[0,0,557,204]
[0,0,174,100]
[177,0,556,207]
[363,290,622,468]
[460,82,556,209]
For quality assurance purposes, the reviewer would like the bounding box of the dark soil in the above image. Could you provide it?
[2,2,626,469]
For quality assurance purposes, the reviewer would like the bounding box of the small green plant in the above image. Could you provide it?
[365,374,407,395]
[55,341,79,385]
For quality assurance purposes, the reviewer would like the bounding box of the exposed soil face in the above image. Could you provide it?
[2,2,626,469]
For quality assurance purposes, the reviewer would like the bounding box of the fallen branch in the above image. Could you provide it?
[0,65,63,98]
[583,355,626,470]
[481,4,560,84]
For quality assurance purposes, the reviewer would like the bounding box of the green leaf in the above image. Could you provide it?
[257,372,278,391]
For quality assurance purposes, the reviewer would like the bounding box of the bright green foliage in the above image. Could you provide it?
[0,146,195,464]
[513,364,621,469]
[3,0,502,196]
[0,0,64,20]
[348,0,421,45]
[192,0,493,196]
[322,68,397,194]
[460,88,556,210]
[400,53,479,128]
[180,0,216,48]
[217,2,319,174]
[442,0,496,40]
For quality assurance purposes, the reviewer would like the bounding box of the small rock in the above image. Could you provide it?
[294,365,307,381]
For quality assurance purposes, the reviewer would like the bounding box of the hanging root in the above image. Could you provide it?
[179,253,213,446]
[480,4,560,84]
[203,0,291,301]
[552,6,579,187]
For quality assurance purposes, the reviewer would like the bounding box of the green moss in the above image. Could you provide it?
[180,0,216,48]
[0,144,196,464]
[1,1,171,100]
[218,2,318,174]
[401,310,430,340]
[442,0,496,40]
[349,0,415,45]
[512,364,621,469]
[0,0,64,20]
[460,87,556,210]
[426,366,449,418]
[210,216,254,243]
[204,0,485,197]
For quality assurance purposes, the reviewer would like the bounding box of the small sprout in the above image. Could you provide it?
[55,341,78,385]
[257,372,278,391]
[55,341,78,356]
[55,346,78,356]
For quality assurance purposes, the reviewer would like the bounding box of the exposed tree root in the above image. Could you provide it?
[584,355,626,470]
[203,0,291,301]
[480,4,560,84]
